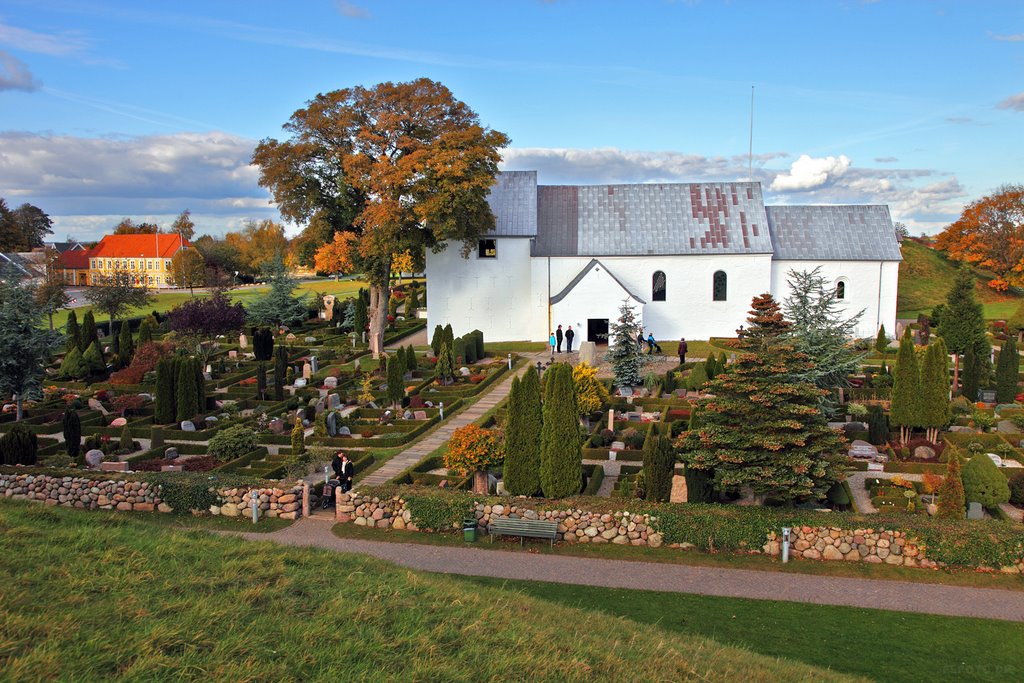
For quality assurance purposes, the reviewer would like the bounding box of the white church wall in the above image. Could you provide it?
[769,260,900,339]
[424,237,537,341]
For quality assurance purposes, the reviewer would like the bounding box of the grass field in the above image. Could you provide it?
[49,277,370,331]
[0,501,851,682]
[897,240,1022,320]
[466,577,1024,683]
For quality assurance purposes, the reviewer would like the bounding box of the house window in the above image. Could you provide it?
[164,260,171,270]
[147,260,153,270]
[148,276,154,285]
[130,260,136,270]
[478,239,497,258]
[713,271,727,301]
[836,281,846,300]
[105,259,111,270]
[652,271,666,301]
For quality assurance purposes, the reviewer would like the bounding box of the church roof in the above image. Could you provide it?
[485,170,537,237]
[765,205,903,262]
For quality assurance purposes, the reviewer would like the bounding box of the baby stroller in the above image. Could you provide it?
[322,478,342,509]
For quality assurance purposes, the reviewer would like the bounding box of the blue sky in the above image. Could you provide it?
[0,0,1021,241]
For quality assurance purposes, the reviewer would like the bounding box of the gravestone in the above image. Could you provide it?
[353,359,361,372]
[229,350,238,359]
[579,341,597,366]
[413,410,428,420]
[997,420,1020,434]
[617,387,632,397]
[913,445,937,460]
[109,417,127,427]
[85,449,104,467]
[205,364,212,375]
[986,453,1004,467]
[866,462,885,472]
[164,447,179,460]
[459,366,470,376]
[305,336,317,343]
[967,502,984,520]
[315,398,326,414]
[294,378,307,388]
[310,356,319,373]
[88,398,109,416]
[206,416,218,423]
[99,461,128,472]
[326,411,338,436]
[302,362,312,379]
[610,441,626,451]
[180,420,196,432]
[238,333,248,349]
[328,394,341,410]
[324,376,338,389]
[323,294,335,321]
[848,440,878,460]
[286,333,297,341]
[269,419,285,434]
[980,389,997,404]
[338,426,351,436]
[161,464,182,472]
[403,410,413,420]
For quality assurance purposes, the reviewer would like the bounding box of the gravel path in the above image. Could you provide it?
[230,518,1024,622]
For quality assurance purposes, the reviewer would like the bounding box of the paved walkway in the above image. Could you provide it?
[231,517,1024,622]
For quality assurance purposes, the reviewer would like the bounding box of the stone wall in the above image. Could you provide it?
[0,473,304,519]
[765,525,930,569]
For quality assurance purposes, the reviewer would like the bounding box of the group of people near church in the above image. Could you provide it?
[548,324,576,353]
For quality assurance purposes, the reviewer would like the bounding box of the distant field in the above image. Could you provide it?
[897,240,1021,320]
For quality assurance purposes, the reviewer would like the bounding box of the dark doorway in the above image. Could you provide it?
[587,318,609,344]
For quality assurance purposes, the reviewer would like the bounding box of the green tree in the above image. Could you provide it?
[0,269,61,420]
[117,321,135,367]
[503,368,542,496]
[539,363,582,498]
[65,310,81,352]
[686,362,709,392]
[936,454,965,519]
[59,347,86,379]
[171,208,196,241]
[175,358,198,422]
[889,331,921,445]
[404,345,417,374]
[430,324,444,356]
[386,350,405,408]
[642,434,675,502]
[246,255,309,327]
[0,423,37,465]
[256,362,267,400]
[274,345,288,401]
[82,341,106,375]
[995,337,1020,404]
[703,354,719,380]
[62,408,81,462]
[119,425,134,452]
[1008,299,1024,343]
[867,404,889,446]
[169,247,205,295]
[291,418,305,456]
[443,323,454,351]
[919,339,951,443]
[353,294,368,337]
[155,358,176,424]
[605,299,649,390]
[252,78,509,358]
[677,294,846,503]
[85,269,153,329]
[962,452,1010,507]
[874,324,888,356]
[137,316,155,346]
[938,266,986,392]
[79,310,98,353]
[436,341,454,385]
[962,344,983,402]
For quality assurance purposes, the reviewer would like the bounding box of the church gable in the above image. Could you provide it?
[550,259,645,306]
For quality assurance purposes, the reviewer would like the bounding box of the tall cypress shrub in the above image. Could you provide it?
[155,358,176,424]
[995,337,1020,404]
[442,323,454,350]
[354,296,368,337]
[539,363,582,498]
[386,351,404,407]
[274,345,287,401]
[436,341,454,385]
[137,318,154,346]
[453,337,466,366]
[962,344,981,402]
[175,358,198,422]
[504,368,543,496]
[62,408,81,461]
[118,320,135,366]
[867,404,889,446]
[937,454,965,519]
[0,423,37,466]
[430,325,444,356]
[404,345,417,374]
[291,418,305,455]
[462,334,477,363]
[79,310,98,353]
[471,330,485,359]
[65,310,81,353]
[938,266,987,393]
[889,331,920,444]
[643,434,675,502]
[920,339,951,443]
[194,359,206,415]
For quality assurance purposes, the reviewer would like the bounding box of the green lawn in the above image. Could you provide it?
[0,501,851,682]
[465,577,1024,683]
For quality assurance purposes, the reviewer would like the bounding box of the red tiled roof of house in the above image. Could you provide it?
[90,234,190,259]
[56,248,92,269]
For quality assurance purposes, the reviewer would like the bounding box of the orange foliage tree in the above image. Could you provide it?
[935,184,1024,291]
[253,78,509,357]
[313,231,359,276]
[444,424,502,494]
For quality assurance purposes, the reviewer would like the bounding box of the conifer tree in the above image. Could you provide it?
[256,362,267,400]
[79,310,98,352]
[82,341,105,375]
[155,358,176,424]
[430,324,444,356]
[291,418,305,455]
[938,266,986,392]
[874,324,888,356]
[919,339,951,443]
[118,320,134,366]
[605,299,649,390]
[677,294,846,503]
[404,345,417,374]
[137,317,154,346]
[962,344,982,402]
[539,363,582,498]
[194,358,205,414]
[890,330,921,445]
[962,449,1010,507]
[503,368,543,496]
[119,425,133,452]
[718,351,728,373]
[686,362,709,392]
[643,434,675,502]
[995,337,1020,404]
[353,295,368,337]
[386,350,404,407]
[453,337,466,366]
[703,354,719,379]
[867,404,889,446]
[274,345,287,401]
[436,341,454,385]
[59,347,86,379]
[936,454,965,519]
[406,287,420,313]
[443,323,454,350]
[65,310,80,352]
[62,408,81,461]
[176,358,198,422]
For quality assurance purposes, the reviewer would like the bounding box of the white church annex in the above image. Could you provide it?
[425,171,901,344]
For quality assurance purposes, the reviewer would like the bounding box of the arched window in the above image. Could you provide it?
[713,271,727,301]
[836,280,846,300]
[652,270,666,301]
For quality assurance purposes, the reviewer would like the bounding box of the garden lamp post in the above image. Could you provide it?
[250,490,260,525]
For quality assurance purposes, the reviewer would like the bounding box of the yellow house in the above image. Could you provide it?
[86,233,193,288]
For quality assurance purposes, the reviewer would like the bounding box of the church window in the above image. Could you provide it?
[713,271,727,301]
[836,280,846,300]
[478,239,497,258]
[652,271,666,301]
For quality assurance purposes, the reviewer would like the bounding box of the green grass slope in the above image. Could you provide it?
[0,502,856,683]
[897,240,1022,319]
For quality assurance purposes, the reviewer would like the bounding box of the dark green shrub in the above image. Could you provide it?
[826,482,851,508]
[1009,472,1024,506]
[256,362,267,400]
[962,453,1011,507]
[155,474,219,514]
[867,404,889,446]
[118,425,134,452]
[683,467,715,503]
[471,329,484,359]
[405,493,473,531]
[404,345,417,373]
[59,347,87,379]
[65,310,80,352]
[430,325,444,356]
[463,335,477,364]
[0,423,37,466]
[207,424,258,461]
[155,358,176,424]
[253,327,274,361]
[453,337,466,366]
[176,358,198,422]
[642,434,675,502]
[118,320,134,366]
[62,409,81,461]
[540,363,582,498]
[82,341,105,374]
[443,323,454,351]
[274,345,287,401]
[79,310,98,352]
[503,368,542,496]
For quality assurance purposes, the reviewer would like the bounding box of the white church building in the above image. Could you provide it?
[425,171,901,344]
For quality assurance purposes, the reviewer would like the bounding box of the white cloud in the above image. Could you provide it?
[770,154,851,191]
[0,21,91,57]
[996,92,1024,112]
[991,33,1024,42]
[0,50,39,91]
[333,1,371,19]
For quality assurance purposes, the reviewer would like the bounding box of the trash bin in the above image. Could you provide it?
[462,515,477,542]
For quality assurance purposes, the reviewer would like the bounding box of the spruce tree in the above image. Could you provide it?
[504,368,543,496]
[962,344,982,402]
[65,310,80,352]
[938,266,986,393]
[79,310,98,353]
[274,345,287,401]
[430,324,444,356]
[436,341,454,385]
[920,339,951,443]
[82,341,105,375]
[962,450,1010,507]
[59,347,86,379]
[995,337,1020,404]
[937,454,965,519]
[643,434,675,502]
[386,350,404,407]
[404,345,417,374]
[62,408,81,461]
[889,331,921,444]
[175,358,197,422]
[155,358,176,424]
[605,299,649,390]
[118,320,134,366]
[677,294,846,503]
[874,324,888,356]
[539,363,582,498]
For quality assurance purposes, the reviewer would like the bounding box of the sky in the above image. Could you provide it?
[0,0,1021,242]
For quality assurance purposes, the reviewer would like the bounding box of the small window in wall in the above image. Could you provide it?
[836,281,846,300]
[478,239,496,258]
[652,270,666,301]
[713,270,727,301]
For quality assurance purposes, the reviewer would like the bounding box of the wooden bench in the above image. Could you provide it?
[489,518,558,547]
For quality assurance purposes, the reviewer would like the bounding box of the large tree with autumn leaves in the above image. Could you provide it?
[935,184,1024,291]
[253,78,509,357]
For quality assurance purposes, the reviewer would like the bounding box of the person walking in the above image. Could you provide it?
[556,325,564,353]
[636,330,645,352]
[565,325,575,353]
[340,453,355,493]
[678,337,688,365]
[549,331,557,357]
[647,332,662,355]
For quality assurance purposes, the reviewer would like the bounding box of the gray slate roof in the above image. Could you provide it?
[534,182,774,257]
[765,205,902,262]
[486,170,537,237]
